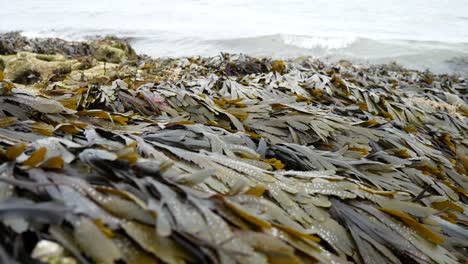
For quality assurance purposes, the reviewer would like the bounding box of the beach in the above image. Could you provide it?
[0,33,467,263]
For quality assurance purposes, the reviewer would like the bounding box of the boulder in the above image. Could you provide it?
[0,33,138,64]
[2,52,80,84]
[90,36,138,63]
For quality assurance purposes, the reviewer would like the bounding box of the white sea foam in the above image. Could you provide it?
[280,35,357,50]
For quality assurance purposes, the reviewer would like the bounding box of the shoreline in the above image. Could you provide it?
[2,32,468,79]
[0,33,467,263]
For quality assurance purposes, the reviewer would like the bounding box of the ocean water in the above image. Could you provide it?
[1,0,468,74]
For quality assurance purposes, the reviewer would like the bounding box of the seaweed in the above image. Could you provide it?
[0,33,467,264]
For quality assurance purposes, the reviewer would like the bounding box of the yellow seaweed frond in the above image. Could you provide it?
[263,158,285,170]
[22,147,47,167]
[348,147,369,156]
[272,223,321,244]
[93,219,114,238]
[394,149,412,159]
[245,185,266,197]
[440,133,455,149]
[431,201,463,213]
[379,208,444,245]
[6,143,27,161]
[0,117,18,128]
[41,156,65,169]
[271,60,286,74]
[223,199,272,229]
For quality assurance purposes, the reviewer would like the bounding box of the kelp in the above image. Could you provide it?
[0,34,467,263]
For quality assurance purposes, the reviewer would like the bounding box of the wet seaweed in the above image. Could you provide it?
[0,33,467,264]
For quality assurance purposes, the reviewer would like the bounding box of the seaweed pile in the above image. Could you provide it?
[0,34,467,264]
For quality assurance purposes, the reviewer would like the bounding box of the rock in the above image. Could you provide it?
[3,52,78,84]
[68,62,119,82]
[0,32,29,55]
[91,36,138,64]
[0,33,138,64]
[338,59,352,67]
[0,32,92,57]
[35,54,63,62]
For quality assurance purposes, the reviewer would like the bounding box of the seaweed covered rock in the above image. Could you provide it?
[1,52,78,84]
[0,32,92,57]
[0,32,137,63]
[0,57,5,71]
[0,32,29,55]
[223,54,287,76]
[90,36,138,64]
[0,33,139,84]
[68,62,119,83]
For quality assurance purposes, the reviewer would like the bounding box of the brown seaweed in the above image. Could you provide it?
[0,33,467,264]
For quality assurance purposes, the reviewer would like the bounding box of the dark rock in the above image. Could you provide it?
[12,69,41,85]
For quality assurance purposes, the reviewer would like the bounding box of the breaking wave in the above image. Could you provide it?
[205,34,468,75]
